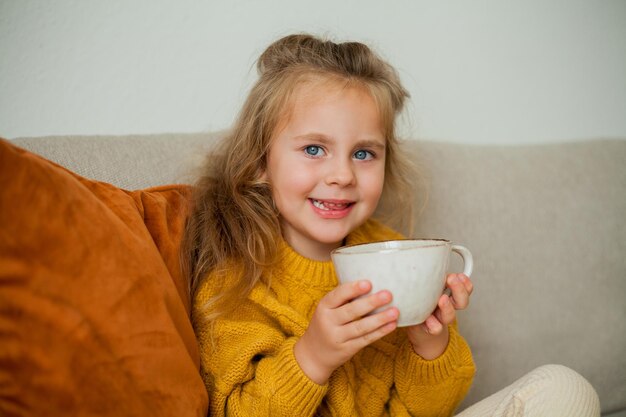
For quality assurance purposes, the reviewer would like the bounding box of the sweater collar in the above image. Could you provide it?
[276,240,337,289]
[274,223,375,289]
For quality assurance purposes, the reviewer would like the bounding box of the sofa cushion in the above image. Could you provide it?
[0,139,208,416]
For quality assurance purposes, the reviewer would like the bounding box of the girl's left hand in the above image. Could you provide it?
[405,273,473,360]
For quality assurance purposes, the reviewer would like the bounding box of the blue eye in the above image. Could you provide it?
[305,145,324,157]
[353,150,373,160]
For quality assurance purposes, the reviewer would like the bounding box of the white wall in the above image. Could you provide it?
[1,0,625,144]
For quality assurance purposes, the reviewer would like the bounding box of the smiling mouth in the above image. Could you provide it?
[310,199,354,211]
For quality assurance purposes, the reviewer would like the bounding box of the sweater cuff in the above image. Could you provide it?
[270,337,328,414]
[395,325,473,386]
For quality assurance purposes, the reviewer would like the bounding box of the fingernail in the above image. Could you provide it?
[358,281,369,290]
[448,275,460,285]
[378,291,392,302]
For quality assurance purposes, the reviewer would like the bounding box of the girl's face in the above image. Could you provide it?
[264,82,386,261]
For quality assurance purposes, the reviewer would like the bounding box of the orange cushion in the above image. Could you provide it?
[0,139,208,416]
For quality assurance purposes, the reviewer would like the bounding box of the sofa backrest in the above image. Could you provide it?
[11,133,626,414]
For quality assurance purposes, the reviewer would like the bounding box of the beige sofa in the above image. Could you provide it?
[8,133,626,416]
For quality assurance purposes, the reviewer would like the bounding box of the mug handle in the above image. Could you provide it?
[451,244,473,277]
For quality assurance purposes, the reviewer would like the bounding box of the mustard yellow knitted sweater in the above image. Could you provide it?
[194,219,475,416]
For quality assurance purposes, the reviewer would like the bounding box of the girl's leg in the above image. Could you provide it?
[456,364,600,417]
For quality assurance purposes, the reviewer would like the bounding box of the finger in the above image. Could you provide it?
[458,273,474,295]
[421,314,444,335]
[344,306,399,341]
[336,290,393,324]
[322,280,372,309]
[446,274,470,310]
[435,294,456,326]
[349,319,397,350]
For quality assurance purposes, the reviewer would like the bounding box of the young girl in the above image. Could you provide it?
[184,34,600,416]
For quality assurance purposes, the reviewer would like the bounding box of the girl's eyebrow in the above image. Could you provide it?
[355,139,386,151]
[292,133,386,150]
[291,133,333,144]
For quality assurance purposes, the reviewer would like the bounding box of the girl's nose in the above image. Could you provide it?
[325,158,356,187]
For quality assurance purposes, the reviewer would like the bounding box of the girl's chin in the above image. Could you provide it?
[309,231,351,248]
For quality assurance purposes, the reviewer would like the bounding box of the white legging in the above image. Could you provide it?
[456,365,601,417]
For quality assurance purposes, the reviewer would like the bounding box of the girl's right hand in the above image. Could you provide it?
[294,280,399,385]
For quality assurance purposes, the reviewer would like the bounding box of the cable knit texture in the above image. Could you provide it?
[193,219,475,416]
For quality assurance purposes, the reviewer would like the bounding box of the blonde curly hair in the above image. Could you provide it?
[183,33,416,327]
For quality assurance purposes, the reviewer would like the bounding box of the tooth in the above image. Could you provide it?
[313,200,328,210]
[312,199,351,210]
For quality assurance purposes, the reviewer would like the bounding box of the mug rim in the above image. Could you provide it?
[331,238,451,255]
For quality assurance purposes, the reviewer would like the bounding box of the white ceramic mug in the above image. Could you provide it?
[331,239,473,327]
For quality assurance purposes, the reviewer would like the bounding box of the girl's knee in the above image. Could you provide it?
[456,365,600,417]
[521,364,601,416]
[531,364,593,386]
